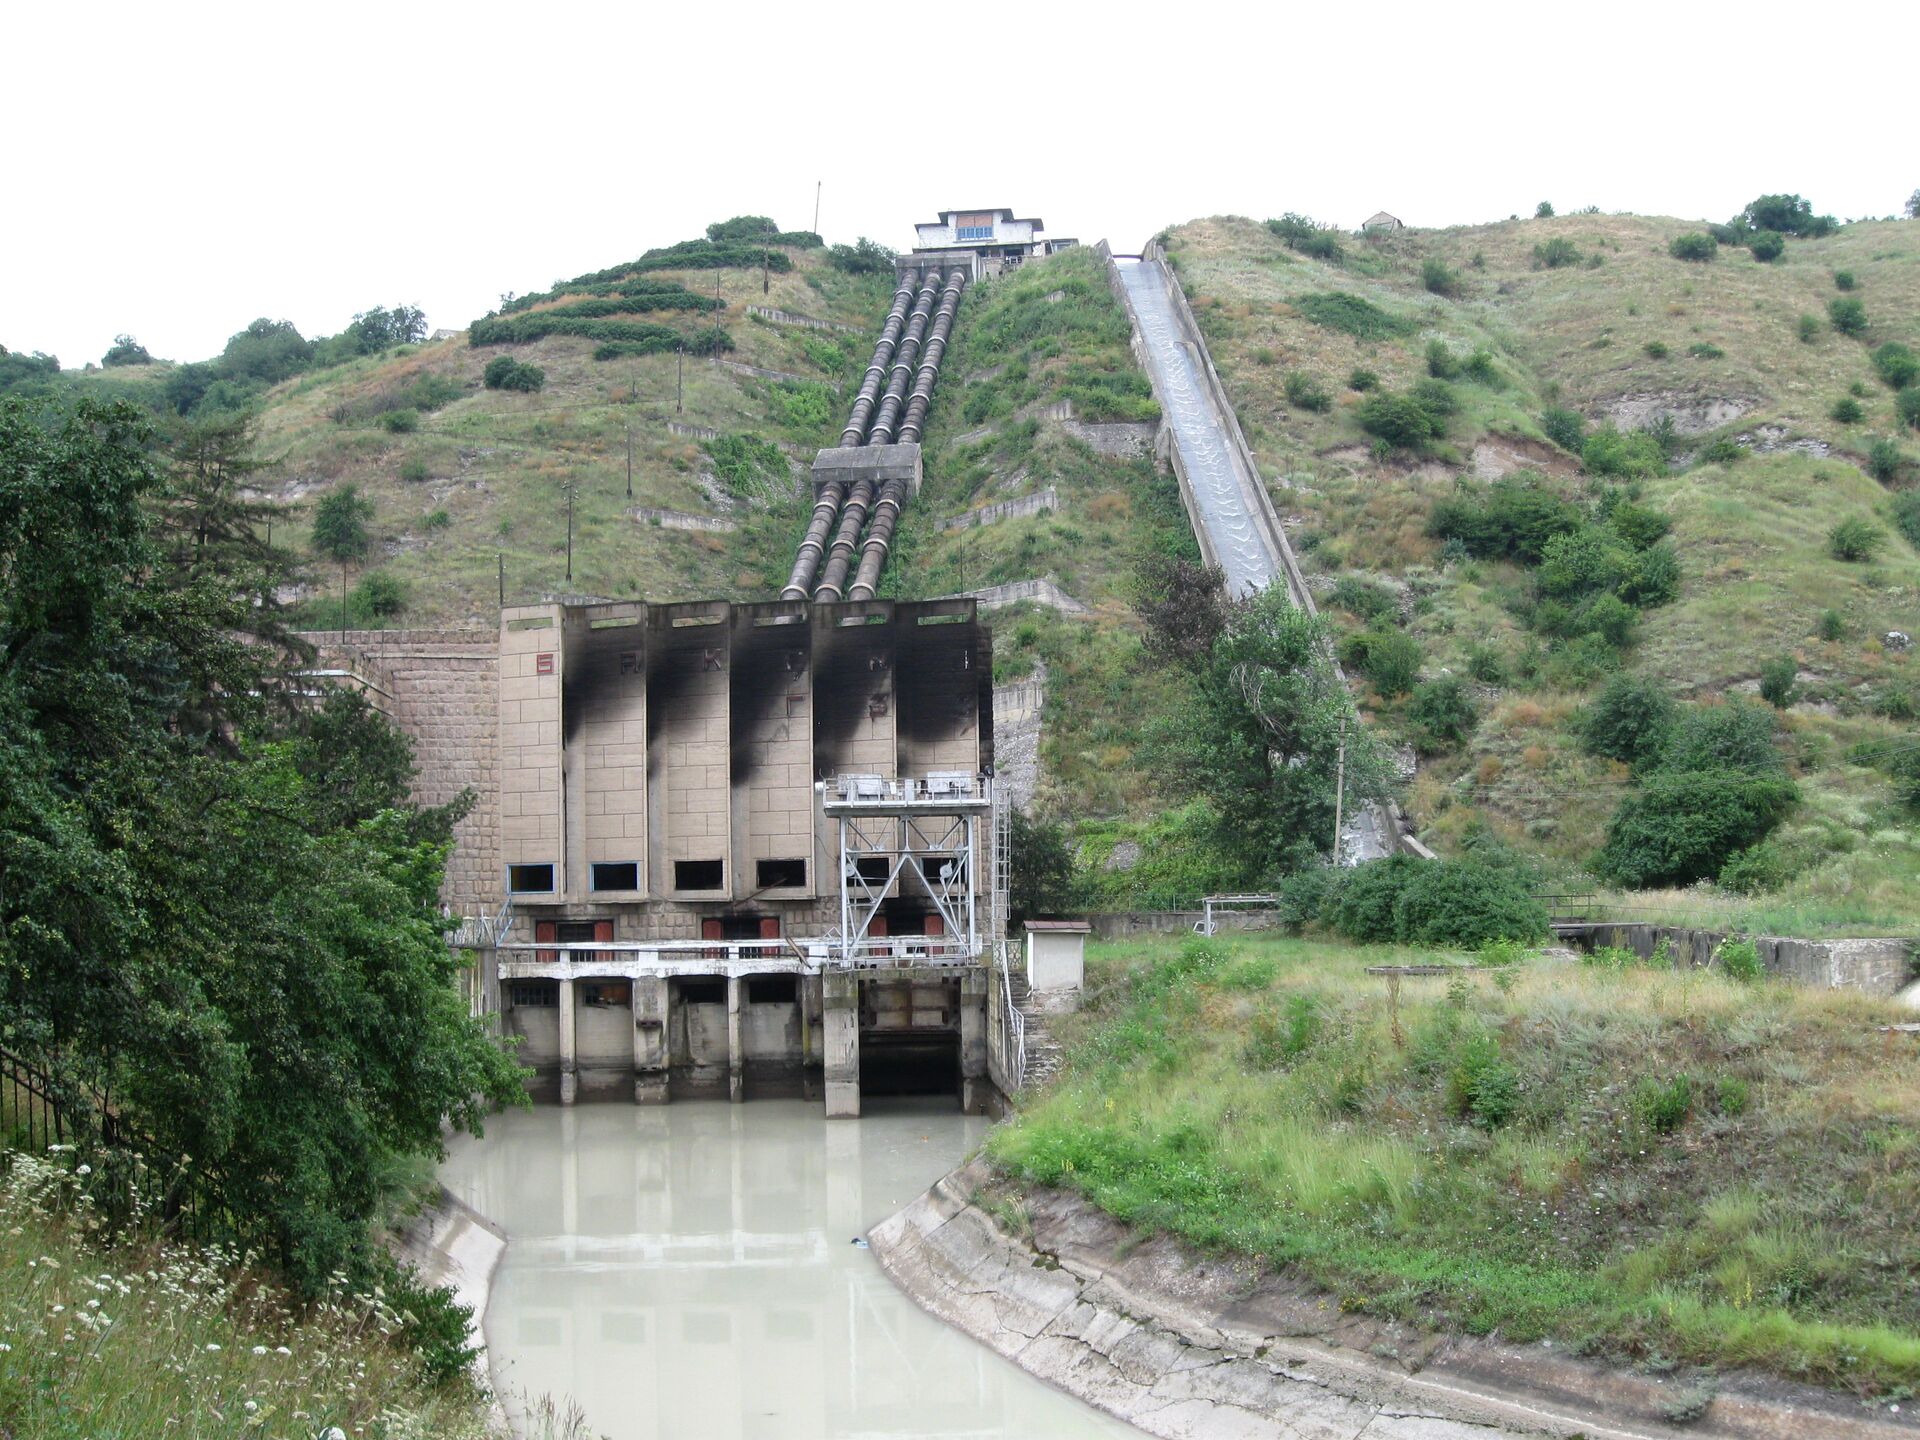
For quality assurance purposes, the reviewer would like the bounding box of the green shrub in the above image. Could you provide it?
[1668,232,1717,262]
[1817,608,1847,642]
[1798,314,1822,344]
[1828,516,1882,561]
[483,354,546,391]
[1719,842,1791,895]
[1411,377,1458,418]
[1758,655,1797,708]
[828,238,894,273]
[1357,391,1445,449]
[1635,1074,1694,1134]
[1583,944,1638,971]
[348,570,407,621]
[1872,343,1918,390]
[1664,701,1786,775]
[1700,437,1744,463]
[771,380,835,429]
[423,508,451,530]
[1834,269,1857,291]
[1533,237,1580,269]
[1329,576,1398,621]
[1582,424,1665,478]
[1717,1075,1751,1115]
[703,433,786,499]
[1748,230,1786,263]
[1830,396,1864,424]
[1643,340,1670,360]
[1428,476,1583,563]
[1407,676,1476,750]
[1688,342,1726,360]
[398,457,428,483]
[1294,291,1414,340]
[1447,1032,1520,1130]
[1535,201,1555,219]
[1868,438,1905,482]
[1738,193,1838,237]
[380,407,418,433]
[1421,257,1460,296]
[311,484,373,562]
[404,373,463,411]
[1285,370,1332,412]
[1594,770,1798,888]
[1329,855,1420,941]
[1715,936,1764,983]
[102,333,153,366]
[1347,367,1379,392]
[1461,349,1502,386]
[1393,861,1548,948]
[1466,644,1508,684]
[1828,296,1868,336]
[1892,490,1920,546]
[1425,340,1461,379]
[1342,628,1423,697]
[1541,406,1586,452]
[1899,389,1920,431]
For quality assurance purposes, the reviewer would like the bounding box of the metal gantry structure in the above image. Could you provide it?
[821,772,991,966]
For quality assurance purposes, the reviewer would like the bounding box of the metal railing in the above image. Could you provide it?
[2,1045,69,1152]
[1196,894,1283,936]
[494,935,982,970]
[997,941,1027,1091]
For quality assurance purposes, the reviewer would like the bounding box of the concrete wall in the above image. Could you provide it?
[1573,923,1916,996]
[731,603,816,900]
[499,607,566,895]
[648,603,732,898]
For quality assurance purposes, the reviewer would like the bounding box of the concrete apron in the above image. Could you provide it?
[389,1185,509,1416]
[870,1158,1917,1440]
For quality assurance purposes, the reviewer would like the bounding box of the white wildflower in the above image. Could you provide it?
[275,1346,291,1356]
[206,1342,221,1352]
[252,1345,267,1356]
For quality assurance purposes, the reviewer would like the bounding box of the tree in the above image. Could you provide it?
[1136,555,1231,669]
[1594,770,1798,888]
[102,333,152,366]
[1738,194,1837,237]
[828,238,895,274]
[342,305,428,355]
[0,395,522,1296]
[217,317,313,385]
[1149,588,1390,873]
[1907,188,1920,221]
[1577,673,1677,766]
[311,483,374,562]
[1009,810,1074,924]
[483,354,545,392]
[1535,201,1555,219]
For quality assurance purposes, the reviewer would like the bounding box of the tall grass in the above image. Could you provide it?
[990,934,1920,1395]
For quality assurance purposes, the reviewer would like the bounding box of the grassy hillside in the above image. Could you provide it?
[1164,212,1920,928]
[993,932,1920,1401]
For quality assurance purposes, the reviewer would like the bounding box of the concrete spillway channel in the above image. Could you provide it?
[1106,247,1409,863]
[784,265,968,603]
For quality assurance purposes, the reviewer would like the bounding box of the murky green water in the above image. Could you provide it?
[439,1098,1141,1439]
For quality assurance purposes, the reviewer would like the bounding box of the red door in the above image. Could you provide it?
[701,917,724,960]
[593,919,614,965]
[535,919,557,964]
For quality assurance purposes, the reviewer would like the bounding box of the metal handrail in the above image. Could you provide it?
[997,941,1026,1091]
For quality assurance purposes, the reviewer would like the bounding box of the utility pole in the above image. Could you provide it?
[339,567,347,640]
[625,425,633,500]
[813,180,821,237]
[762,245,770,295]
[1331,718,1347,864]
[676,344,683,413]
[498,552,504,608]
[565,484,574,584]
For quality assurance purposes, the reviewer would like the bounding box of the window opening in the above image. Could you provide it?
[508,863,555,893]
[675,859,724,891]
[591,861,639,892]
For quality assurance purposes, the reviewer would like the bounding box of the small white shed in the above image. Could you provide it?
[1024,919,1091,994]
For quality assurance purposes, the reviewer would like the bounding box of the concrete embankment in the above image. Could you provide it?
[870,1157,1915,1440]
[389,1184,507,1367]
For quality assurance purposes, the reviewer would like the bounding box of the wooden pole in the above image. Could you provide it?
[498,552,504,608]
[566,485,574,583]
[1332,718,1347,863]
[813,180,821,237]
[626,426,633,500]
[676,345,683,413]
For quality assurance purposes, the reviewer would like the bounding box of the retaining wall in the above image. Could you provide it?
[1567,923,1915,996]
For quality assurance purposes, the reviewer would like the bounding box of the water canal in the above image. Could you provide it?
[439,1098,1143,1439]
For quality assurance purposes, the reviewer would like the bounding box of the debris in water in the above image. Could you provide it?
[850,1237,869,1249]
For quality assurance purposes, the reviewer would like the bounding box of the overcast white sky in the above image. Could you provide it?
[6,0,1913,367]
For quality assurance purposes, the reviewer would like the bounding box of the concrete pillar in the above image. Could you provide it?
[727,976,745,1104]
[959,970,989,1115]
[558,976,578,1106]
[798,974,820,1100]
[823,972,860,1118]
[633,975,669,1104]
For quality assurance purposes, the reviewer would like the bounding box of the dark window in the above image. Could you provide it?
[591,861,639,892]
[748,976,797,1005]
[675,859,724,891]
[853,857,891,885]
[583,982,630,1008]
[509,982,557,1008]
[757,858,806,889]
[556,921,598,945]
[507,863,554,893]
[679,978,726,1005]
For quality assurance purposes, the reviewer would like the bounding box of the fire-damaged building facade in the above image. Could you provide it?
[309,593,1005,1117]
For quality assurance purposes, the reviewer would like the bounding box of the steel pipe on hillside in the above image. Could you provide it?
[781,480,846,599]
[867,272,940,445]
[897,268,966,444]
[840,278,917,447]
[813,478,875,601]
[846,478,908,600]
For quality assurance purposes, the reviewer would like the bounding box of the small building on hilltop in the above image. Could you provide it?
[1361,211,1404,233]
[909,208,1075,279]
